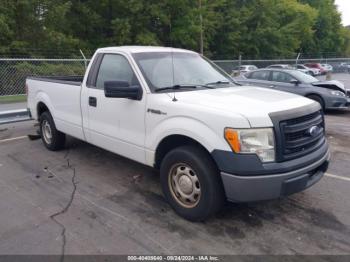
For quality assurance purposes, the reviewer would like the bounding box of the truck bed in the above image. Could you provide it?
[27,75,85,140]
[27,76,84,86]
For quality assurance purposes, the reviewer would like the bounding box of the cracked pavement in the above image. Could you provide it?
[49,157,77,262]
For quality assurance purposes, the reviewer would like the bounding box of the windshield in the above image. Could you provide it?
[289,70,319,83]
[132,52,234,92]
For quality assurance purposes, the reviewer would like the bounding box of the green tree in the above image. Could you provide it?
[300,0,345,56]
[211,0,317,59]
[0,0,349,59]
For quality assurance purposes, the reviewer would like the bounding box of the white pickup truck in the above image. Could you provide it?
[27,46,330,221]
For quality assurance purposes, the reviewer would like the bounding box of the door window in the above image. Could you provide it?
[95,54,139,89]
[249,71,270,81]
[271,71,295,83]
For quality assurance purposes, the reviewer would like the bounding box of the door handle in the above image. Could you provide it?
[89,96,97,107]
[269,85,275,88]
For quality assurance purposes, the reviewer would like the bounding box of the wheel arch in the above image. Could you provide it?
[305,93,325,109]
[147,116,233,169]
[37,101,50,119]
[33,91,55,120]
[154,134,216,170]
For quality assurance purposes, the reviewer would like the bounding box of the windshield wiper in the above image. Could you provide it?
[205,80,230,86]
[231,79,242,86]
[155,84,214,92]
[206,79,242,87]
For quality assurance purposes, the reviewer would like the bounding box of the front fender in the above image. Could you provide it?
[145,116,232,164]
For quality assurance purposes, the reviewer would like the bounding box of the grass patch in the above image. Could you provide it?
[0,95,27,104]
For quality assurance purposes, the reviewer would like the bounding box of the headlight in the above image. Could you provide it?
[224,128,275,162]
[331,91,346,97]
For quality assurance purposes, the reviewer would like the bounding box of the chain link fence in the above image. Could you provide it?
[0,58,88,96]
[1,56,350,97]
[213,58,350,75]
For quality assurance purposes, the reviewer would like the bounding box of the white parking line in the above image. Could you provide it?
[0,136,27,143]
[325,173,350,182]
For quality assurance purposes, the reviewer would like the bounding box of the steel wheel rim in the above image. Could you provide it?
[42,120,52,144]
[168,163,201,208]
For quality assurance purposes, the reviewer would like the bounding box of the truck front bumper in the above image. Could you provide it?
[218,147,330,203]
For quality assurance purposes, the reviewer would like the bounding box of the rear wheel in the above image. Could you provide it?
[39,111,66,151]
[307,95,325,111]
[160,145,225,221]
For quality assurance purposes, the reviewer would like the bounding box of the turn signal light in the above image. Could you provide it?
[224,128,241,153]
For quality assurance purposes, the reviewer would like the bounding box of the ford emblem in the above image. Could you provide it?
[307,126,320,137]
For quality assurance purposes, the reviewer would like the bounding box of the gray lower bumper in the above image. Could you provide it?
[326,97,350,109]
[221,149,330,202]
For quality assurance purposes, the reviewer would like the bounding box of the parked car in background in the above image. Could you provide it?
[340,62,350,72]
[232,65,258,75]
[238,69,350,110]
[304,63,326,75]
[321,64,333,72]
[295,64,313,75]
[267,64,293,69]
[302,64,321,76]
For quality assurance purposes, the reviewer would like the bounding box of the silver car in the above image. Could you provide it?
[295,64,314,75]
[239,69,350,110]
[267,64,294,69]
[321,64,333,72]
[232,65,258,75]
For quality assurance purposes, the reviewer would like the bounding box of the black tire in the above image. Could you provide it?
[160,145,225,221]
[307,95,325,111]
[39,111,66,151]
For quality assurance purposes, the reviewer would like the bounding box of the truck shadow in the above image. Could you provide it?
[63,137,350,249]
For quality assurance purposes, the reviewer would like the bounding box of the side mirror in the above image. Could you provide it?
[290,79,300,86]
[104,81,142,100]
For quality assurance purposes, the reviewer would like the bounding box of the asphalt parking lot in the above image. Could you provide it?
[0,75,349,256]
[1,114,349,256]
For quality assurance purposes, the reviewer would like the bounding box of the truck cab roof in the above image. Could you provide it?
[97,46,196,54]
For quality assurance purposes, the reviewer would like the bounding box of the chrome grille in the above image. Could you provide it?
[279,110,325,161]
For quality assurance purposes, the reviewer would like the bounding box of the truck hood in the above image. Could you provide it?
[174,86,315,127]
[312,80,346,93]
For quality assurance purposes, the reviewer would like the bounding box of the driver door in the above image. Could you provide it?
[83,53,147,164]
[269,71,302,95]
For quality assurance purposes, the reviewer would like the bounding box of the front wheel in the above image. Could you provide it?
[160,145,225,221]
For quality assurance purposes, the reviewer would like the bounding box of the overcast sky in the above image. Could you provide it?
[335,0,350,26]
